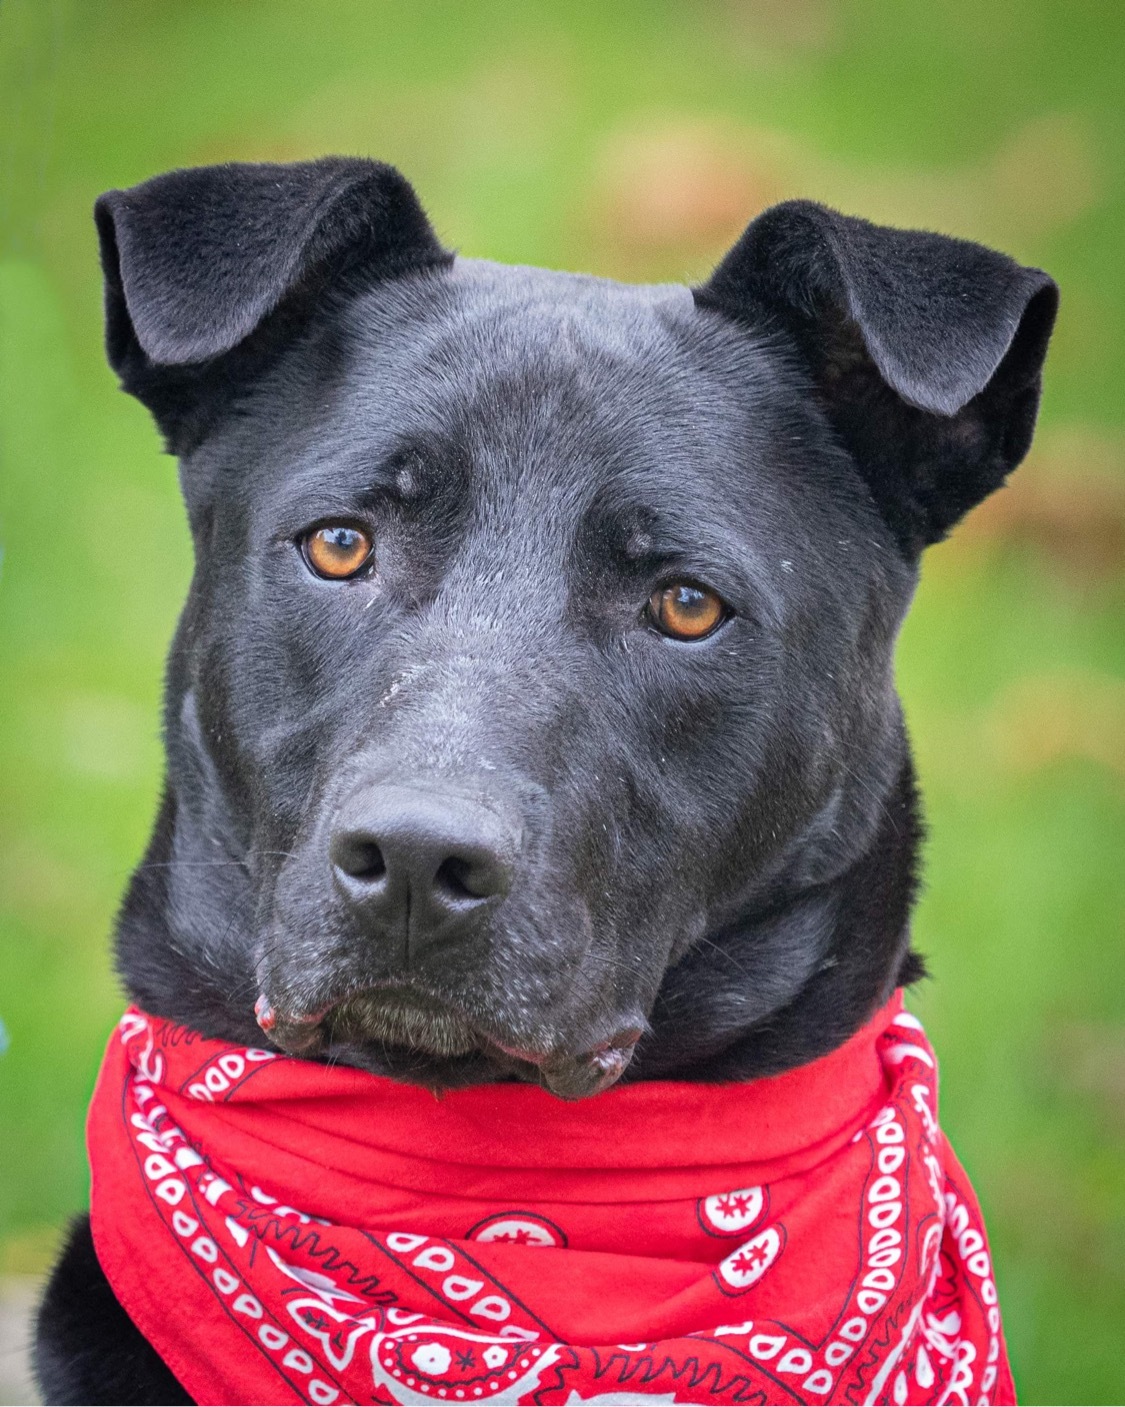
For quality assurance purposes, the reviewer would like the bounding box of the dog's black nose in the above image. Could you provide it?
[329,786,518,954]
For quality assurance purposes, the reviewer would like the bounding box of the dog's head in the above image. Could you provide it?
[98,159,1055,1095]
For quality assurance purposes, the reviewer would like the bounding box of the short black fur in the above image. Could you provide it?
[35,1216,191,1405]
[36,158,1055,1403]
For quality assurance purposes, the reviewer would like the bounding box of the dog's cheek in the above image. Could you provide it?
[540,762,710,998]
[600,679,775,913]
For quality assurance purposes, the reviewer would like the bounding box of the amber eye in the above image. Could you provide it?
[647,582,726,640]
[302,525,373,580]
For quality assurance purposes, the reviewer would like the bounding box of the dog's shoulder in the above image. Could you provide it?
[34,1214,192,1405]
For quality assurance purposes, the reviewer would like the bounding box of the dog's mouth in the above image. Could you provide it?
[254,984,643,1099]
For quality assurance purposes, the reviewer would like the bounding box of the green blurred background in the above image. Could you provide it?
[1,1,1123,1401]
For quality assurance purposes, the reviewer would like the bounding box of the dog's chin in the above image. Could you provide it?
[317,987,542,1094]
[325,988,481,1059]
[261,982,647,1099]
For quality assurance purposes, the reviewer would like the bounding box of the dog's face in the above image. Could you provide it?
[99,160,1056,1095]
[161,265,913,1096]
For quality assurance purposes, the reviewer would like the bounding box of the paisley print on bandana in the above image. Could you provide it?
[87,996,1015,1405]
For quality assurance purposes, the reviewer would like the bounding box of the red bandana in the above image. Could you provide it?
[88,995,1014,1406]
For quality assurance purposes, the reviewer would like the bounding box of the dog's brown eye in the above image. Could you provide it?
[648,583,725,640]
[303,525,373,580]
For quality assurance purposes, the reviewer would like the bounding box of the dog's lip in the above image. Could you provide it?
[536,1029,646,1099]
[255,984,645,1095]
[254,994,329,1055]
[485,1035,550,1066]
[257,978,468,1033]
[255,978,525,1058]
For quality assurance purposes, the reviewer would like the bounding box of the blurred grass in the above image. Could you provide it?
[1,1,1123,1401]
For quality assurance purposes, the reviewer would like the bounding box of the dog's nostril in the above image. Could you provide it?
[328,785,519,941]
[434,856,485,903]
[332,836,386,882]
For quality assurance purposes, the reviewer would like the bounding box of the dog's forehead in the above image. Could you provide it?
[334,257,735,430]
[446,256,697,338]
[255,256,796,514]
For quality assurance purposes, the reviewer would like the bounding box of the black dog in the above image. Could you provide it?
[34,157,1056,1404]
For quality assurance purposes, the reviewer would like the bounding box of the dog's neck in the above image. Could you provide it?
[115,751,924,1086]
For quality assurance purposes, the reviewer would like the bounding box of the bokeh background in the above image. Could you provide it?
[1,1,1123,1401]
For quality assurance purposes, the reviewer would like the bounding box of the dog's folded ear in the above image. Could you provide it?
[696,200,1058,555]
[95,158,450,447]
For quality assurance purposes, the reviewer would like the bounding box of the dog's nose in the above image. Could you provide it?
[329,786,518,952]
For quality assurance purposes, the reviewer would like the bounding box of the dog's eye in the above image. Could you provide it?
[302,525,373,580]
[647,583,726,641]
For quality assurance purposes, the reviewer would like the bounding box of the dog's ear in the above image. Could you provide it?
[95,158,450,448]
[695,200,1058,555]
